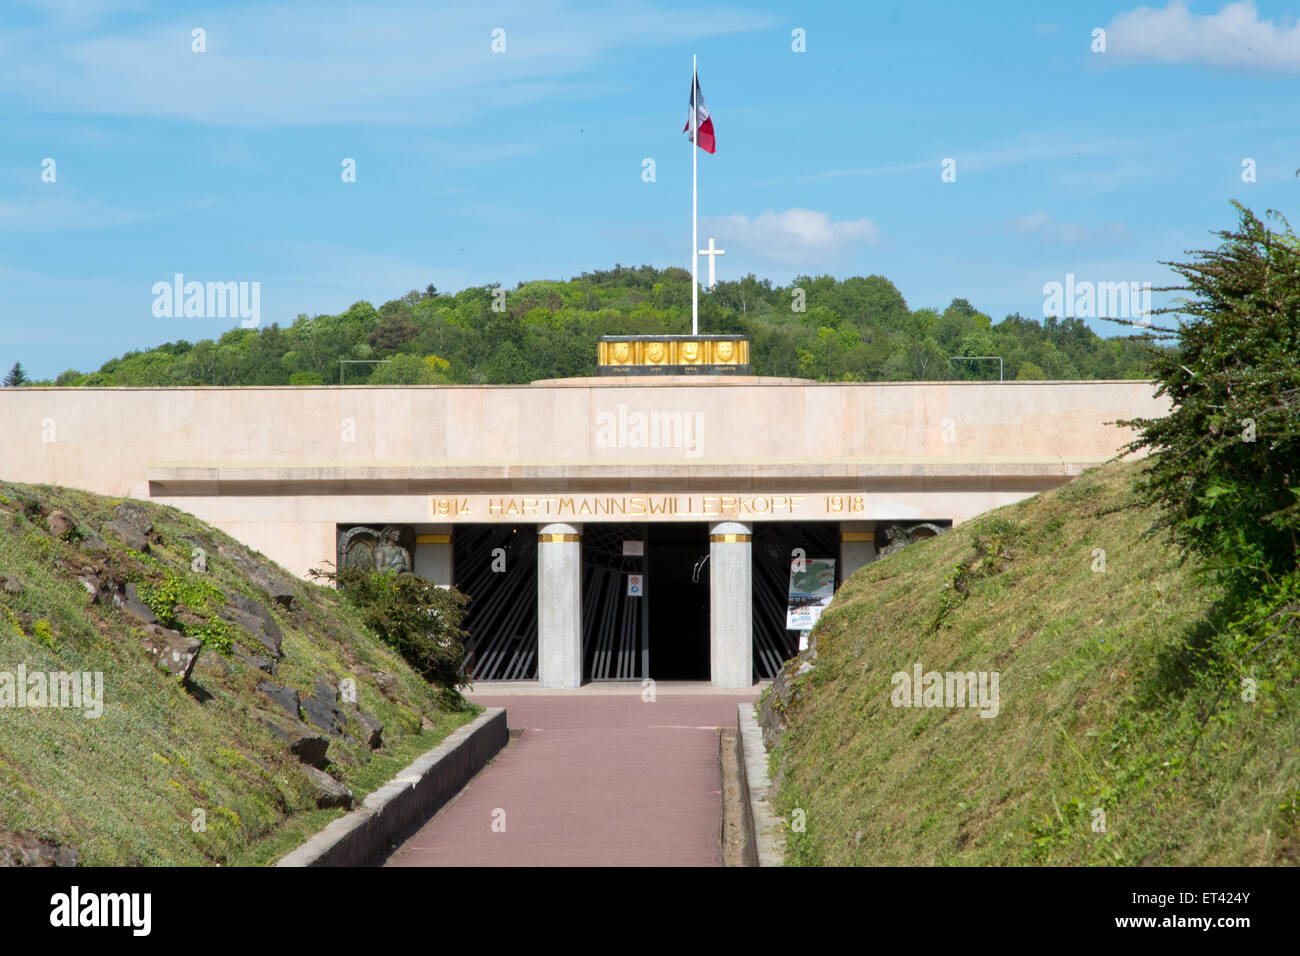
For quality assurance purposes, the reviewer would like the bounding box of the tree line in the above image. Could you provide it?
[7,269,1154,387]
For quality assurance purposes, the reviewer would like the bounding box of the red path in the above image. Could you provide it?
[386,687,757,867]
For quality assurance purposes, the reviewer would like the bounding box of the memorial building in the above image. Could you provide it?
[0,335,1165,688]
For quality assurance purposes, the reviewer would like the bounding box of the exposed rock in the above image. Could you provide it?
[301,765,354,809]
[233,645,275,675]
[219,593,283,658]
[216,541,296,612]
[197,649,232,677]
[113,501,153,537]
[0,831,79,867]
[366,668,399,700]
[358,711,384,750]
[302,679,346,736]
[78,536,108,554]
[120,582,158,625]
[0,575,23,595]
[139,624,202,681]
[46,510,75,538]
[757,647,815,754]
[254,709,330,768]
[103,519,148,553]
[257,681,300,720]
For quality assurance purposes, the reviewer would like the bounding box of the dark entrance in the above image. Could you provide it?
[582,523,648,681]
[751,522,841,681]
[647,523,710,680]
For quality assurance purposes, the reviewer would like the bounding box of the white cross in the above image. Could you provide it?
[697,236,726,289]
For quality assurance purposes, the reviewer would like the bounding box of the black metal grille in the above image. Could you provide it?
[751,523,841,681]
[454,525,538,680]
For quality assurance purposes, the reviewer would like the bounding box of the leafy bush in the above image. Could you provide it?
[1115,202,1300,607]
[321,567,470,692]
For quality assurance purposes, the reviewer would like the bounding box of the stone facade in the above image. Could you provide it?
[0,378,1167,687]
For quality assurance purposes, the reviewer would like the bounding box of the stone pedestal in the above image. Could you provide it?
[413,528,452,586]
[537,523,583,688]
[839,521,876,580]
[709,520,753,688]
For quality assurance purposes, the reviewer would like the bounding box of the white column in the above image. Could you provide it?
[709,520,752,688]
[413,528,453,586]
[537,522,583,689]
[839,522,876,580]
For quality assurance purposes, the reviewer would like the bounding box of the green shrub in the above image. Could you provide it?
[318,567,469,691]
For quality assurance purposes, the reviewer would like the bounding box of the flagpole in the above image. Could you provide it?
[691,53,698,337]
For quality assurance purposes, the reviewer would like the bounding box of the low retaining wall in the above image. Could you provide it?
[277,706,508,867]
[736,702,786,867]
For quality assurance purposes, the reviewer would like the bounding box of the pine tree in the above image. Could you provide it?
[3,362,26,387]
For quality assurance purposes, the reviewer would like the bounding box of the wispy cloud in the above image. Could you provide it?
[0,191,215,233]
[1008,211,1130,247]
[702,208,879,267]
[0,0,777,126]
[1107,0,1300,73]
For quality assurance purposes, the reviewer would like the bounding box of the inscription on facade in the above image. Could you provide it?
[429,493,873,522]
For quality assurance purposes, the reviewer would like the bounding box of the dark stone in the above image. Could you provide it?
[121,582,158,625]
[257,681,300,720]
[270,587,295,612]
[139,624,202,681]
[0,831,80,867]
[301,679,346,736]
[197,649,232,677]
[289,732,330,768]
[219,601,283,659]
[46,510,75,538]
[254,710,330,768]
[233,645,275,675]
[103,520,148,553]
[301,766,354,809]
[216,541,296,611]
[358,711,384,750]
[113,502,153,537]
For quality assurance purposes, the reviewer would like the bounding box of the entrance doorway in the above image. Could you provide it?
[579,522,712,681]
[647,523,710,680]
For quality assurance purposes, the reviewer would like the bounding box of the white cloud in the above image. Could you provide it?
[1008,211,1130,246]
[1107,0,1300,72]
[703,208,879,266]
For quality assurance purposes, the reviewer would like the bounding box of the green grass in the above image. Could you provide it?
[771,459,1300,866]
[0,482,480,865]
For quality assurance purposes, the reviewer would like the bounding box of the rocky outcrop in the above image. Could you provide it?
[139,624,202,681]
[301,766,354,810]
[0,831,79,867]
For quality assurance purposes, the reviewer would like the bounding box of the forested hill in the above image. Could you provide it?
[36,267,1152,387]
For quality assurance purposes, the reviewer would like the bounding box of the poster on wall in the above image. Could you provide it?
[786,558,836,630]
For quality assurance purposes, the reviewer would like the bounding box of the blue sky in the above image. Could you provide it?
[3,0,1300,379]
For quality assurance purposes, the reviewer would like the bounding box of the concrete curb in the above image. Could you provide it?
[736,702,785,867]
[277,706,508,867]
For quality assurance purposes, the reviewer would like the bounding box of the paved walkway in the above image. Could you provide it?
[386,685,759,867]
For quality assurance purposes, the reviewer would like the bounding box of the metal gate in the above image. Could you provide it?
[454,525,538,681]
[751,523,840,681]
[582,523,648,681]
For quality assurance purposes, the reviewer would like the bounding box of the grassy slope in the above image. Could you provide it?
[0,482,478,866]
[771,459,1299,866]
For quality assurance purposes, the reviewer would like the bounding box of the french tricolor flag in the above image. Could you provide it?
[682,72,716,154]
